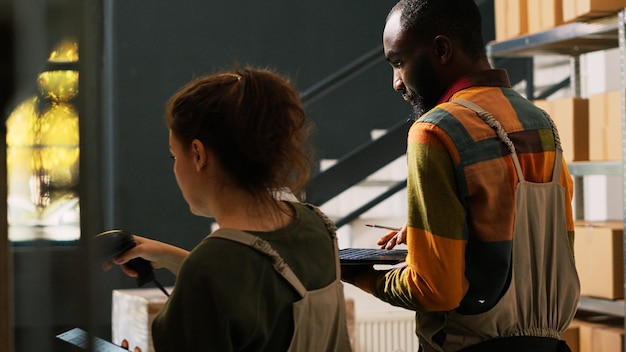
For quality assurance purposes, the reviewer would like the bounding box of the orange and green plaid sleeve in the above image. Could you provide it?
[370,120,469,312]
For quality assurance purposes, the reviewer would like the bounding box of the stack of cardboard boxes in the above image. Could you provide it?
[530,97,625,350]
[532,98,590,162]
[588,90,622,161]
[530,73,624,352]
[574,221,624,301]
[532,90,622,163]
[561,221,625,352]
[531,92,624,352]
[564,314,625,352]
[494,2,626,350]
[495,0,626,41]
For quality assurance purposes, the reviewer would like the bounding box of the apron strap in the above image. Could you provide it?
[552,149,562,182]
[453,99,525,182]
[209,229,308,297]
[208,203,341,297]
[453,99,563,183]
[303,203,342,280]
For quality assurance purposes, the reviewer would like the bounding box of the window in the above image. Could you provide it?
[6,39,80,242]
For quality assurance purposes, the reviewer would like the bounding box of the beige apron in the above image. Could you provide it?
[414,99,580,352]
[209,204,353,352]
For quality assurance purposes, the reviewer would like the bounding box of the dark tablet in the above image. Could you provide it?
[339,248,408,265]
[56,327,128,352]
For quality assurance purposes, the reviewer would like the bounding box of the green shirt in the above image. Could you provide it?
[152,202,337,351]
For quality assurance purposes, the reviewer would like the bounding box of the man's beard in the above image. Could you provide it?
[403,89,428,120]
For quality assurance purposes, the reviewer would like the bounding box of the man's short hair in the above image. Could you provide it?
[390,0,487,60]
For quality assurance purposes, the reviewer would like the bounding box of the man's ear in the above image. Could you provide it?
[433,35,453,65]
[191,139,208,171]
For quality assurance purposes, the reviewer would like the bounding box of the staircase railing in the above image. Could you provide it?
[300,45,385,107]
[304,118,411,208]
[301,45,412,226]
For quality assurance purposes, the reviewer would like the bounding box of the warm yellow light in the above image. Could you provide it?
[6,38,81,241]
[48,39,78,62]
[37,39,79,102]
[6,96,38,168]
[6,98,79,185]
[6,96,38,145]
[37,102,80,173]
[37,70,79,101]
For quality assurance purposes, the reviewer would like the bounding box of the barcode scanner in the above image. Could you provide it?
[94,229,169,296]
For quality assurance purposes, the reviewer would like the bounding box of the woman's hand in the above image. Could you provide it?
[376,224,407,249]
[102,235,190,276]
[120,339,142,352]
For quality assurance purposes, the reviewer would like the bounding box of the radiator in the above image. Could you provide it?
[355,311,420,352]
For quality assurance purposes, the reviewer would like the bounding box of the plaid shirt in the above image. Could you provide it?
[370,69,575,313]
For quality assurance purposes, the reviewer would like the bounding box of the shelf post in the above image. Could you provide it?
[619,8,626,350]
[486,4,626,334]
[569,56,582,98]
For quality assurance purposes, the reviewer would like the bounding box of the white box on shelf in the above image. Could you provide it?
[111,287,170,352]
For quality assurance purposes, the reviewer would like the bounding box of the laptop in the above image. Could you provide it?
[339,247,408,265]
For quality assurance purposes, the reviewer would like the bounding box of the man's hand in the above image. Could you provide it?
[377,224,407,249]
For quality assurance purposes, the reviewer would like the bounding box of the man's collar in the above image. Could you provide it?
[437,69,511,104]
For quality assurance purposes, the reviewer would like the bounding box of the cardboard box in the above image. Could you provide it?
[532,99,553,115]
[495,0,529,41]
[563,0,626,22]
[589,90,622,161]
[592,325,624,352]
[112,288,169,352]
[563,322,580,352]
[574,316,624,352]
[574,221,624,299]
[533,98,589,162]
[528,0,564,33]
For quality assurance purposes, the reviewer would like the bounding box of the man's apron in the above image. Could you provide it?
[414,99,580,352]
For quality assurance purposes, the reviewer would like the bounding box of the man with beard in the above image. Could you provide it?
[341,0,580,351]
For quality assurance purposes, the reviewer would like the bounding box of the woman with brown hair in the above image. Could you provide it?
[110,67,351,351]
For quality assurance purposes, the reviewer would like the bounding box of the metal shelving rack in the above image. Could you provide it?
[487,10,626,322]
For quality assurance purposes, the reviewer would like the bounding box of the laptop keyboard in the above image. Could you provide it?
[339,248,407,261]
[340,248,388,260]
